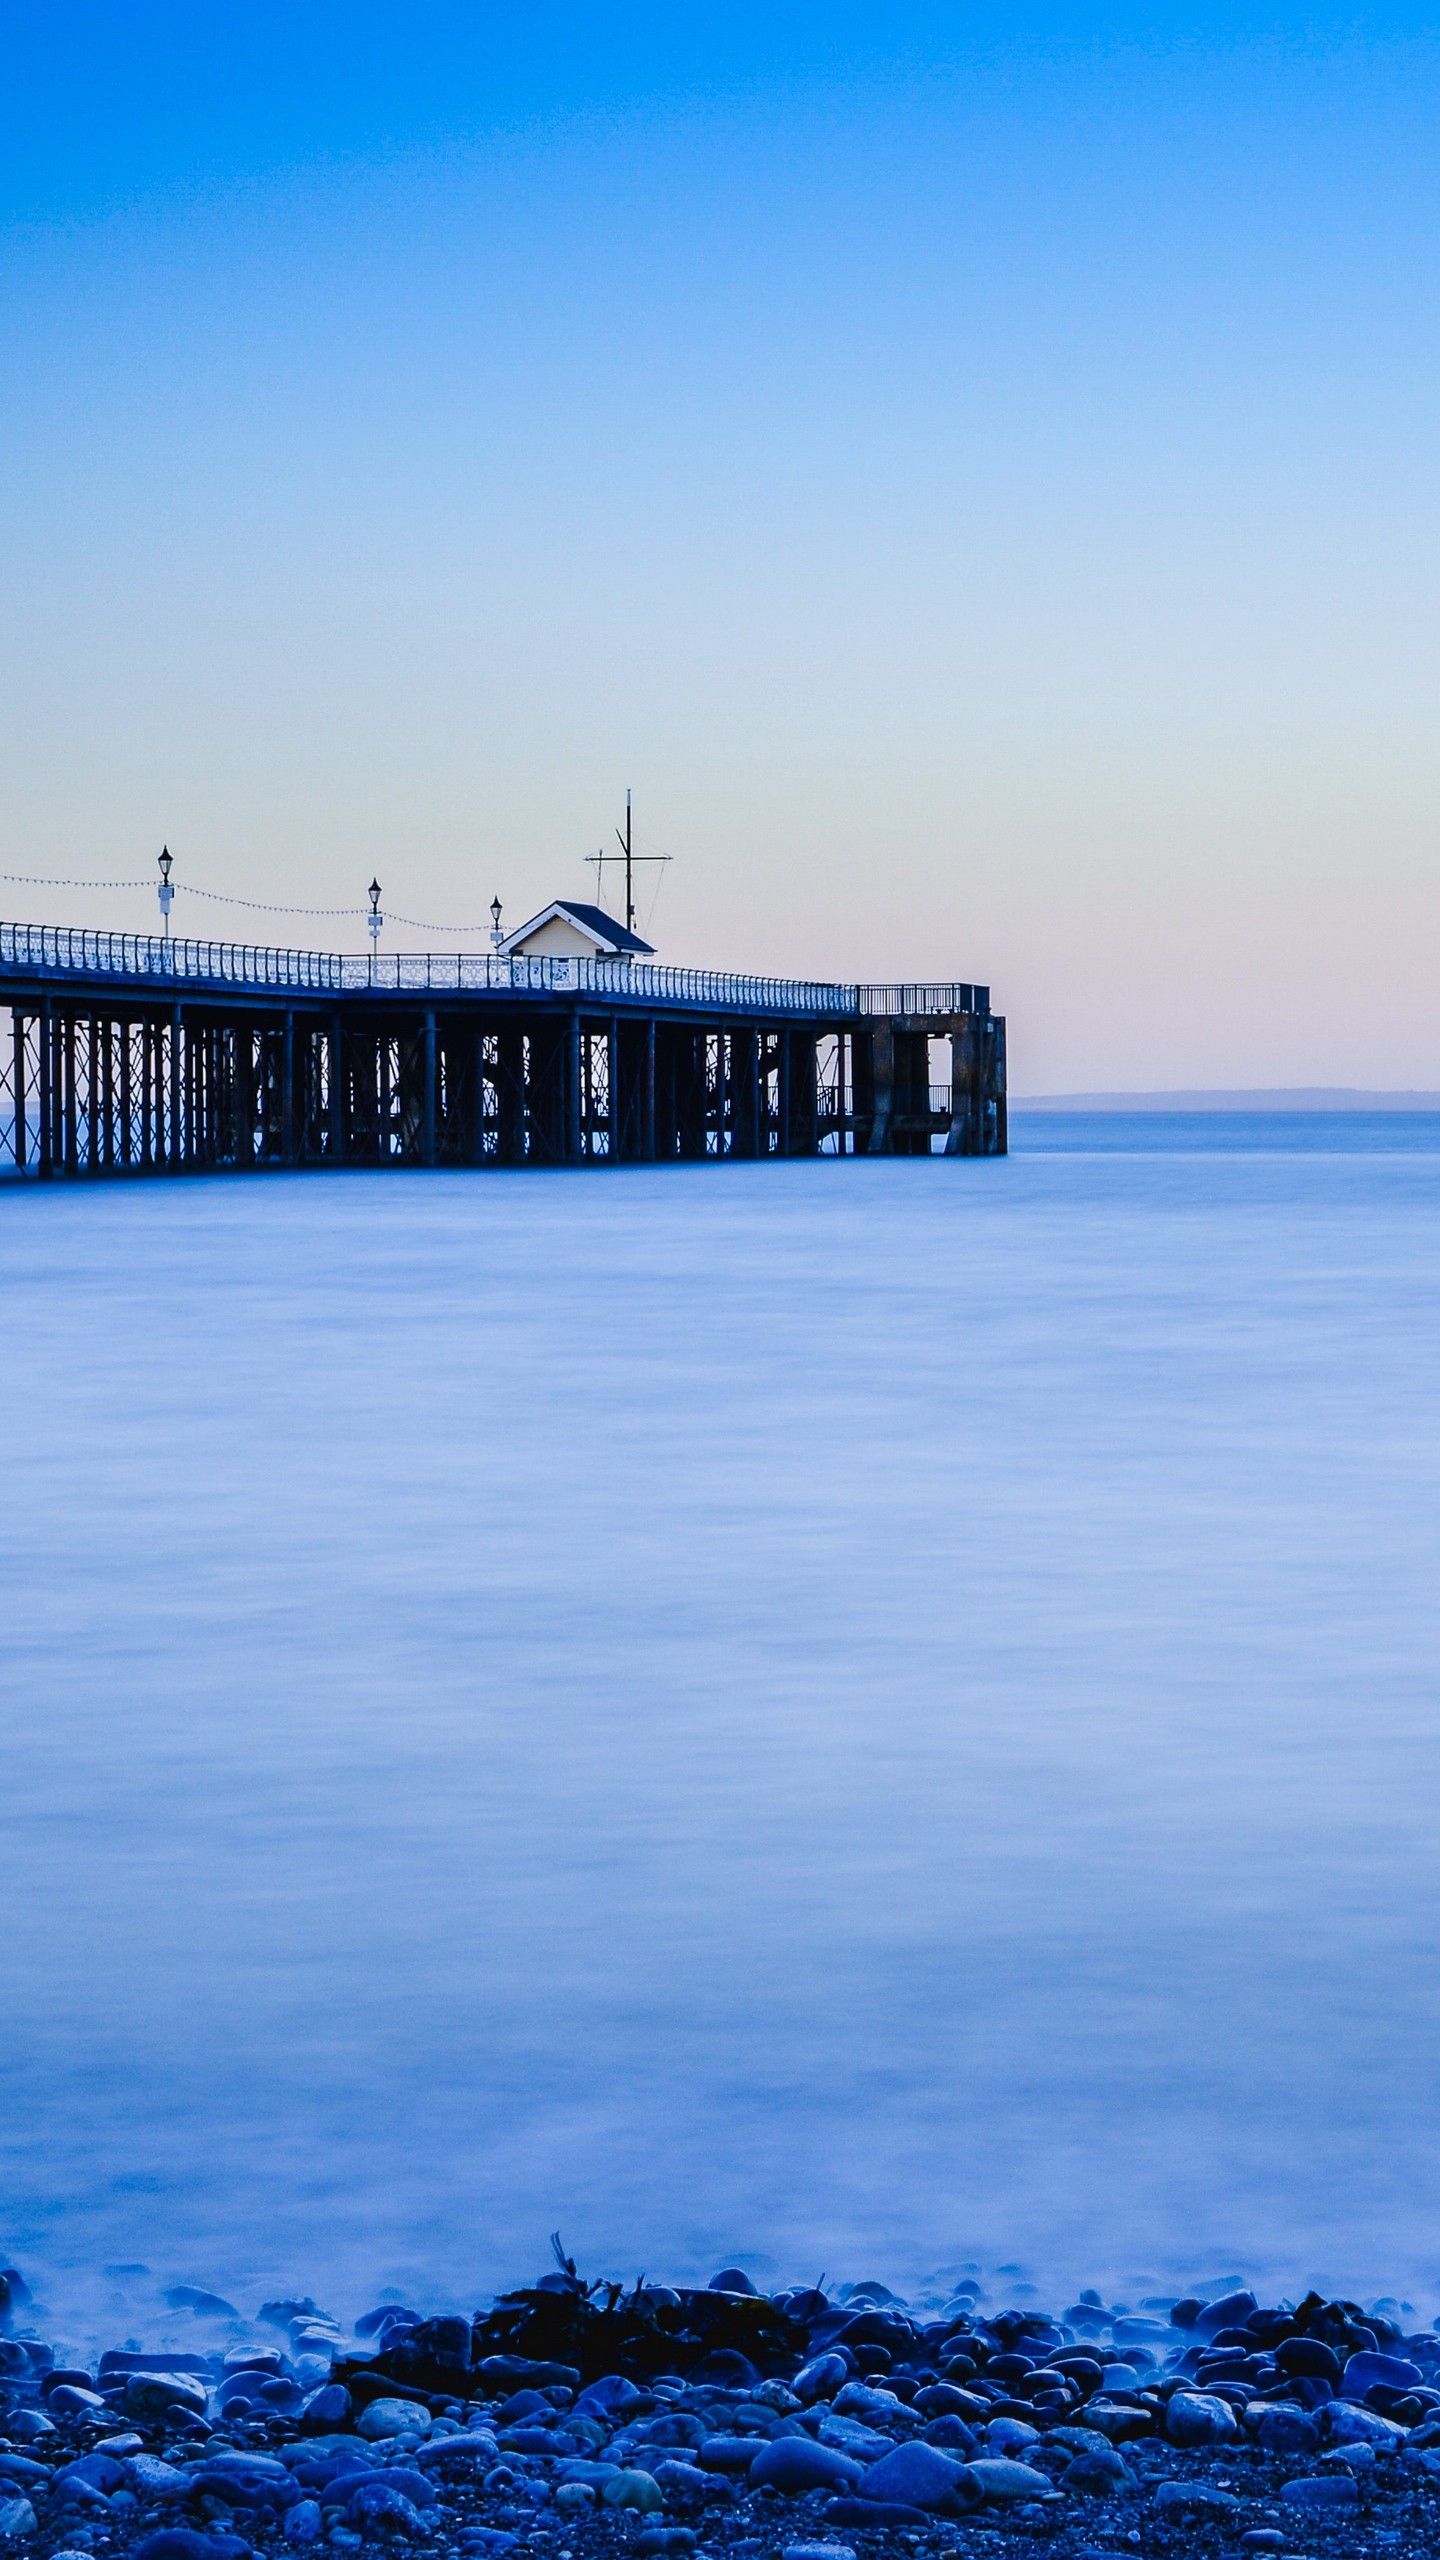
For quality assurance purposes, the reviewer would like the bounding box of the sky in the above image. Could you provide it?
[3,3,1439,1087]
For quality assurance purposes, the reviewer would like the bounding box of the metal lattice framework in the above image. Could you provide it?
[0,922,1006,1181]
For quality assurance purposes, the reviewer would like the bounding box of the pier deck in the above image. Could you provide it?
[0,922,1006,1178]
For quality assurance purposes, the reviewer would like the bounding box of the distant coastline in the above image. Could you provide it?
[1015,1088,1440,1112]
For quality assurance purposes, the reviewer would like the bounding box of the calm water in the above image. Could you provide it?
[4,1117,1440,2327]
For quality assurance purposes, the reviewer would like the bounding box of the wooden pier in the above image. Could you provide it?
[0,923,1005,1179]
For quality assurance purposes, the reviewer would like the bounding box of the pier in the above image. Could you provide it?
[0,921,1006,1179]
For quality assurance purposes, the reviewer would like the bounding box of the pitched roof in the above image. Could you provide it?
[499,899,656,957]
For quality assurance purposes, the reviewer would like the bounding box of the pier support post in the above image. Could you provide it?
[11,1010,25,1174]
[281,1013,296,1165]
[330,1015,346,1162]
[422,1011,437,1166]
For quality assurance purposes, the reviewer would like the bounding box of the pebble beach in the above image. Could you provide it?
[4,2259,1439,2560]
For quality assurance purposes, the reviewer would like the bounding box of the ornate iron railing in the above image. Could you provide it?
[0,922,987,1018]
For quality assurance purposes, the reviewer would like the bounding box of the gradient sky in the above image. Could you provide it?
[3,3,1439,1086]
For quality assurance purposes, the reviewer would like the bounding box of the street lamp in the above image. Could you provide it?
[368,878,383,983]
[158,846,174,940]
[490,895,504,954]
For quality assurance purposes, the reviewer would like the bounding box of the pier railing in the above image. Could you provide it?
[0,924,988,1018]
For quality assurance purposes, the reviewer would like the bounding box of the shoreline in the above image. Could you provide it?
[5,2259,1440,2559]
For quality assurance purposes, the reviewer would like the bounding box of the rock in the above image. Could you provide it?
[1164,2391,1238,2447]
[816,2414,891,2459]
[1325,2400,1406,2446]
[555,2485,597,2512]
[1193,2292,1258,2335]
[1081,2399,1154,2441]
[1275,2337,1343,2385]
[792,2356,848,2404]
[0,2462,48,2489]
[414,2432,500,2468]
[1045,2428,1118,2461]
[0,2502,36,2541]
[132,2537,250,2560]
[985,2417,1039,2455]
[283,2501,322,2543]
[574,2376,647,2419]
[921,2414,978,2453]
[1239,2535,1286,2553]
[697,2439,767,2476]
[601,2472,665,2513]
[1282,2474,1360,2509]
[709,2270,758,2294]
[1401,2447,1440,2479]
[46,2386,106,2417]
[651,2462,709,2510]
[345,2483,428,2535]
[857,2444,979,2515]
[748,2441,862,2496]
[299,2385,350,2432]
[357,2398,431,2440]
[1064,2449,1131,2494]
[963,2458,1054,2504]
[125,2374,209,2419]
[57,2457,128,2494]
[126,2456,190,2497]
[635,2533,697,2556]
[831,2383,902,2422]
[822,2498,938,2530]
[1153,2482,1241,2518]
[1249,2402,1320,2453]
[1344,2351,1422,2396]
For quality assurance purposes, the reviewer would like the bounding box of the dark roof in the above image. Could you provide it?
[553,900,655,955]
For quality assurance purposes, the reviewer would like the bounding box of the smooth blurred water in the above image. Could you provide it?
[5,1119,1440,2324]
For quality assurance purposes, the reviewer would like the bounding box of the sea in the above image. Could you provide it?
[4,1111,1440,2334]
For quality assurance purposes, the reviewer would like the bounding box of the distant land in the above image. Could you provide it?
[1016,1088,1440,1111]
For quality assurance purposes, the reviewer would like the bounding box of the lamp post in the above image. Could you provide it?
[490,896,504,957]
[158,846,174,943]
[368,878,383,985]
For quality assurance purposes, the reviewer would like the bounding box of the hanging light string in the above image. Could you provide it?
[0,870,502,933]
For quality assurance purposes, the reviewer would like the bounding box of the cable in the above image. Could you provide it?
[1,871,151,890]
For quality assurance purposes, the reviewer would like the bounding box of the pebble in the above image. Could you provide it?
[6,2260,1440,2560]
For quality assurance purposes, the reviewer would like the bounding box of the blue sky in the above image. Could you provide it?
[3,4,1438,1082]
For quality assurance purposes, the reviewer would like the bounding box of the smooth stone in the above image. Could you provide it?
[57,2457,128,2494]
[749,2441,862,2497]
[357,2399,432,2440]
[1164,2391,1238,2447]
[1239,2536,1286,2553]
[132,2537,250,2560]
[650,2461,709,2508]
[1283,2475,1360,2507]
[299,2386,351,2432]
[1153,2483,1241,2518]
[793,2357,848,2405]
[601,2471,664,2512]
[1045,2428,1117,2460]
[860,2444,979,2515]
[125,2376,209,2420]
[985,2417,1039,2455]
[573,2377,647,2419]
[415,2432,499,2467]
[1081,2400,1155,2441]
[816,2415,891,2458]
[822,2498,937,2530]
[921,2415,978,2453]
[1345,2352,1422,2396]
[1275,2338,1343,2385]
[1064,2450,1131,2494]
[1325,2401,1406,2446]
[95,2437,145,2457]
[635,2533,697,2556]
[345,2484,427,2535]
[781,2548,856,2560]
[698,2439,767,2476]
[1193,2292,1258,2335]
[830,2384,902,2423]
[283,2502,322,2543]
[554,2485,596,2512]
[0,2503,36,2542]
[1249,2402,1320,2453]
[47,2389,106,2418]
[126,2457,189,2496]
[963,2458,1053,2504]
[0,2464,48,2489]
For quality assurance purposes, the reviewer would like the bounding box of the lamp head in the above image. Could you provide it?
[158,846,173,884]
[369,878,382,916]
